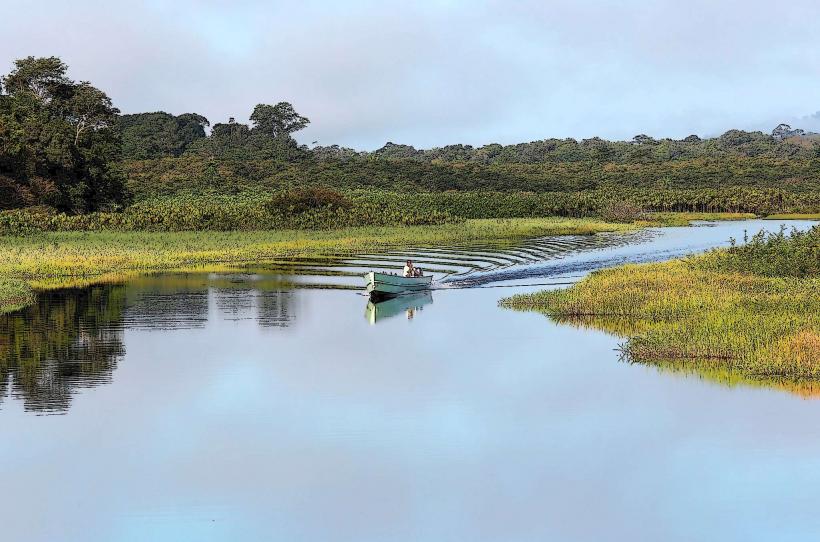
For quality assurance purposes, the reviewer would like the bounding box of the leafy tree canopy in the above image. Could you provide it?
[250,102,309,139]
[0,56,126,212]
[116,111,209,159]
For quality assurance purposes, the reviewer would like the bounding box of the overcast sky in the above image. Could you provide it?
[2,0,819,149]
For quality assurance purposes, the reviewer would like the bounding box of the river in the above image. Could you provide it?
[1,219,818,542]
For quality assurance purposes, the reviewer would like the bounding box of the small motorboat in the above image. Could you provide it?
[365,271,433,300]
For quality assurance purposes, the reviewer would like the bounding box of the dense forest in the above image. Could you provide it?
[2,56,819,226]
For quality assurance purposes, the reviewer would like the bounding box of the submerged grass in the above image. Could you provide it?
[502,225,820,385]
[0,217,634,314]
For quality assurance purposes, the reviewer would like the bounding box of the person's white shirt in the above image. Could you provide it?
[403,264,412,277]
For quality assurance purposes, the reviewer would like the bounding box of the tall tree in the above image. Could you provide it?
[174,113,210,151]
[0,56,127,212]
[250,102,310,139]
[68,82,117,146]
[2,56,70,101]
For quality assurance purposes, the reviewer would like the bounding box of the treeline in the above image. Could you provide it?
[313,130,820,165]
[117,108,820,165]
[117,102,309,162]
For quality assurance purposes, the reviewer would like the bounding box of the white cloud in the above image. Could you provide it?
[2,0,819,148]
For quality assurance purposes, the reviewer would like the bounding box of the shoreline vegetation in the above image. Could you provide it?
[502,225,820,390]
[0,217,635,315]
[0,212,769,315]
[0,188,786,235]
[763,213,820,220]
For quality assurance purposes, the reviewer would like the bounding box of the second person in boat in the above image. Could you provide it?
[403,260,424,277]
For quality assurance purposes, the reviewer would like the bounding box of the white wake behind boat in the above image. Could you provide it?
[365,271,433,300]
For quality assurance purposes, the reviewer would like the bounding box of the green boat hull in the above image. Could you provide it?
[365,271,433,300]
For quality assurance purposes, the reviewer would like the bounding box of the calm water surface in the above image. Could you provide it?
[1,220,819,542]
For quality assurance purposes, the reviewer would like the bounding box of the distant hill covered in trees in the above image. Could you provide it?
[2,56,819,214]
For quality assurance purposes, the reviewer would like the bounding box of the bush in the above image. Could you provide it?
[698,225,820,277]
[598,200,646,222]
[0,205,59,233]
[265,187,350,214]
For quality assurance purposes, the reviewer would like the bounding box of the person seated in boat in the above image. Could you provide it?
[413,267,423,277]
[403,260,415,277]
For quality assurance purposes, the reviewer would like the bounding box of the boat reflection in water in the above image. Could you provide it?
[365,292,433,324]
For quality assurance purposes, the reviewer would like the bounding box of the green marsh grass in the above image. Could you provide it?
[0,278,35,314]
[502,226,820,385]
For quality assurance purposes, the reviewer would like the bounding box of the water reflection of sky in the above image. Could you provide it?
[1,219,819,542]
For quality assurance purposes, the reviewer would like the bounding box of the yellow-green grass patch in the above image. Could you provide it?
[502,258,820,383]
[764,213,820,220]
[0,217,634,313]
[639,212,757,227]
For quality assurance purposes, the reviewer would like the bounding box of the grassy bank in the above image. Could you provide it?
[0,278,35,313]
[764,213,820,220]
[0,217,634,314]
[502,226,820,384]
[640,212,755,226]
